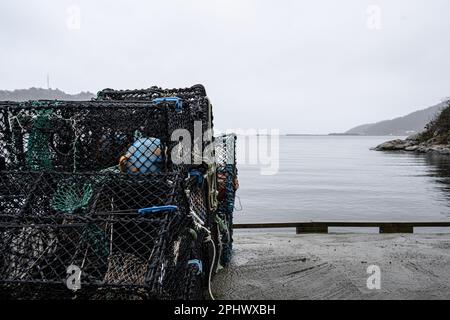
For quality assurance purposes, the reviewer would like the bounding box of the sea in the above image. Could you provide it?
[234,135,450,231]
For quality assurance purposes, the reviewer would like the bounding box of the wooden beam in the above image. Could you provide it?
[234,221,450,234]
[379,224,414,234]
[296,223,328,234]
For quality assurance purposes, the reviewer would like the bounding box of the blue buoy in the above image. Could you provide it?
[120,137,163,174]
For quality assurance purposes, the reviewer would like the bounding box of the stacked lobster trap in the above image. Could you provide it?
[0,85,238,300]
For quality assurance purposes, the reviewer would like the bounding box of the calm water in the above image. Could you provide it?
[235,136,450,224]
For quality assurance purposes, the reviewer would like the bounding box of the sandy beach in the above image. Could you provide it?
[213,231,450,300]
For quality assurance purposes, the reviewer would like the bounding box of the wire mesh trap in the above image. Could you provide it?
[0,85,238,300]
[215,134,238,267]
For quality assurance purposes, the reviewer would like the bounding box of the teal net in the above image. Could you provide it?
[26,109,53,171]
[51,182,93,214]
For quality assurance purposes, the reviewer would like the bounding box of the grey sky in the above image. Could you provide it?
[1,0,449,133]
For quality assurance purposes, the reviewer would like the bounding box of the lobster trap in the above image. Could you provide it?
[0,85,238,300]
[215,134,238,267]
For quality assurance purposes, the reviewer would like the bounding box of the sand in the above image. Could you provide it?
[212,231,450,300]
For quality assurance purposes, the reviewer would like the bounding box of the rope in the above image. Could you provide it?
[189,210,215,300]
[204,234,216,301]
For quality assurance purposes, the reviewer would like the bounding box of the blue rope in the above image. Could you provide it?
[138,205,178,216]
[189,170,204,185]
[151,97,183,112]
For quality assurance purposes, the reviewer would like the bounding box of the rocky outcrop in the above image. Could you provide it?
[374,101,450,155]
[372,139,412,151]
[373,133,450,155]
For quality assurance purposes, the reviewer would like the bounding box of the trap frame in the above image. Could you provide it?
[0,85,238,300]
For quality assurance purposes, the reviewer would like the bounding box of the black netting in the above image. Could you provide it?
[96,85,207,102]
[0,85,236,300]
[1,101,179,173]
[215,134,238,267]
[0,170,193,298]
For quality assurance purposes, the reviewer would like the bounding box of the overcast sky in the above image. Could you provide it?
[1,0,450,133]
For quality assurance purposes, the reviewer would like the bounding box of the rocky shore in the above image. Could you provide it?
[373,102,450,155]
[373,135,450,155]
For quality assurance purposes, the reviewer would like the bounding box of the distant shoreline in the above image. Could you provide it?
[284,134,406,137]
[328,133,361,136]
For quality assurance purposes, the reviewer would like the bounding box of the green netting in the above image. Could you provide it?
[51,182,93,214]
[26,109,53,171]
[50,180,108,257]
[82,224,110,258]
